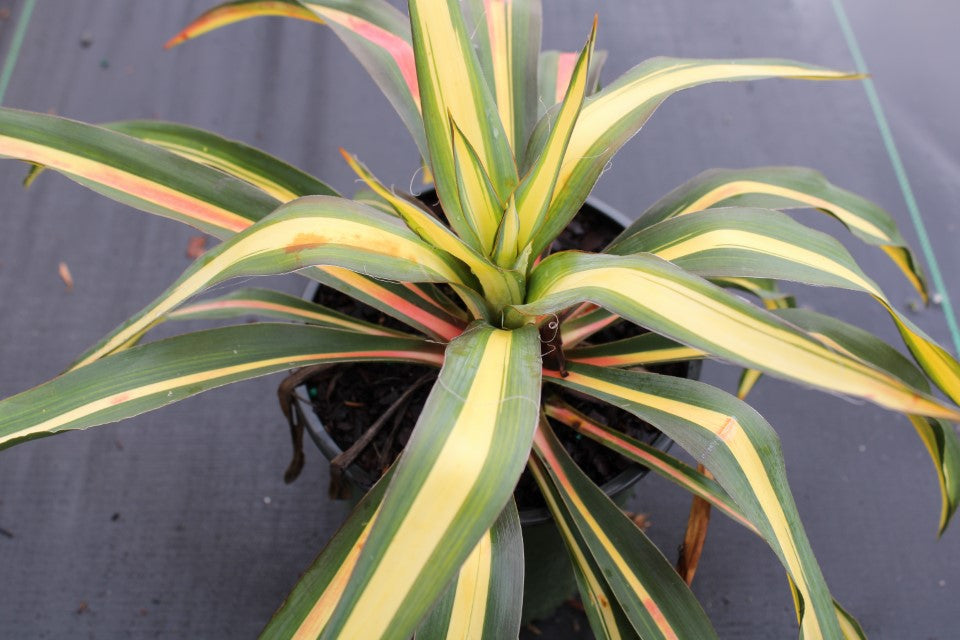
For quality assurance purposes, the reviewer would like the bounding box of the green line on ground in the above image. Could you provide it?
[831,0,960,356]
[0,0,37,105]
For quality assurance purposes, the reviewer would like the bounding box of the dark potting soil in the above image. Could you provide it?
[303,205,687,510]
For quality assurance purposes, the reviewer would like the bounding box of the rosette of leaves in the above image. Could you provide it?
[1,1,958,638]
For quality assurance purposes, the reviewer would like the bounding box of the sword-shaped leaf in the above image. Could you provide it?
[416,500,524,640]
[525,58,857,257]
[168,287,412,337]
[167,0,427,157]
[450,118,503,253]
[544,399,752,532]
[408,0,518,242]
[617,207,960,408]
[779,307,960,535]
[73,196,473,368]
[262,465,395,638]
[515,19,596,248]
[105,120,337,201]
[464,0,542,154]
[617,166,927,299]
[527,451,641,640]
[0,323,442,450]
[531,420,718,639]
[341,149,522,310]
[317,324,540,640]
[511,251,960,421]
[536,49,608,114]
[0,108,278,236]
[566,332,704,367]
[548,362,842,638]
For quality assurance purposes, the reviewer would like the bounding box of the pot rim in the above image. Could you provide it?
[297,195,691,525]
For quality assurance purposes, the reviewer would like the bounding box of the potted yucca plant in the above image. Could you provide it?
[1,1,959,638]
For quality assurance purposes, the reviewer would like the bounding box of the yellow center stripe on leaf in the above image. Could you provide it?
[0,135,253,234]
[445,530,493,638]
[3,351,440,447]
[561,371,822,638]
[528,458,624,640]
[147,140,301,202]
[534,429,677,640]
[76,218,462,368]
[485,0,514,149]
[164,1,323,49]
[293,506,383,639]
[560,63,851,188]
[653,229,881,294]
[677,180,888,240]
[414,1,490,170]
[546,267,960,420]
[334,331,514,637]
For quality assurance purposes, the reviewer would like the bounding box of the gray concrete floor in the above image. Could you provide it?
[0,1,957,637]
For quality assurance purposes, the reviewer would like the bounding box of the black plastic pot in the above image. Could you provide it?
[298,196,700,624]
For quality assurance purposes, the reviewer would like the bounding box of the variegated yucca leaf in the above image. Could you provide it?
[341,149,522,310]
[512,251,960,421]
[408,0,518,252]
[72,196,474,368]
[514,19,596,251]
[545,399,870,635]
[261,465,395,638]
[536,49,608,113]
[0,107,277,235]
[548,362,843,637]
[167,0,427,157]
[614,206,960,408]
[527,452,639,639]
[523,58,858,257]
[0,323,442,450]
[779,307,960,535]
[415,499,524,640]
[316,324,540,639]
[464,0,542,155]
[0,108,464,341]
[168,287,413,337]
[531,419,718,639]
[617,166,927,299]
[544,399,753,532]
[566,332,704,368]
[559,304,622,347]
[105,120,337,201]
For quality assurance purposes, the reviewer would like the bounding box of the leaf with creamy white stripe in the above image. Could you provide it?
[315,324,541,640]
[105,120,337,201]
[408,0,518,242]
[548,362,842,638]
[415,499,524,640]
[0,323,442,450]
[72,196,474,369]
[0,107,278,236]
[168,287,412,337]
[464,0,542,155]
[614,206,960,408]
[510,251,960,421]
[778,307,960,535]
[617,166,927,299]
[532,419,718,639]
[523,58,857,257]
[167,0,427,157]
